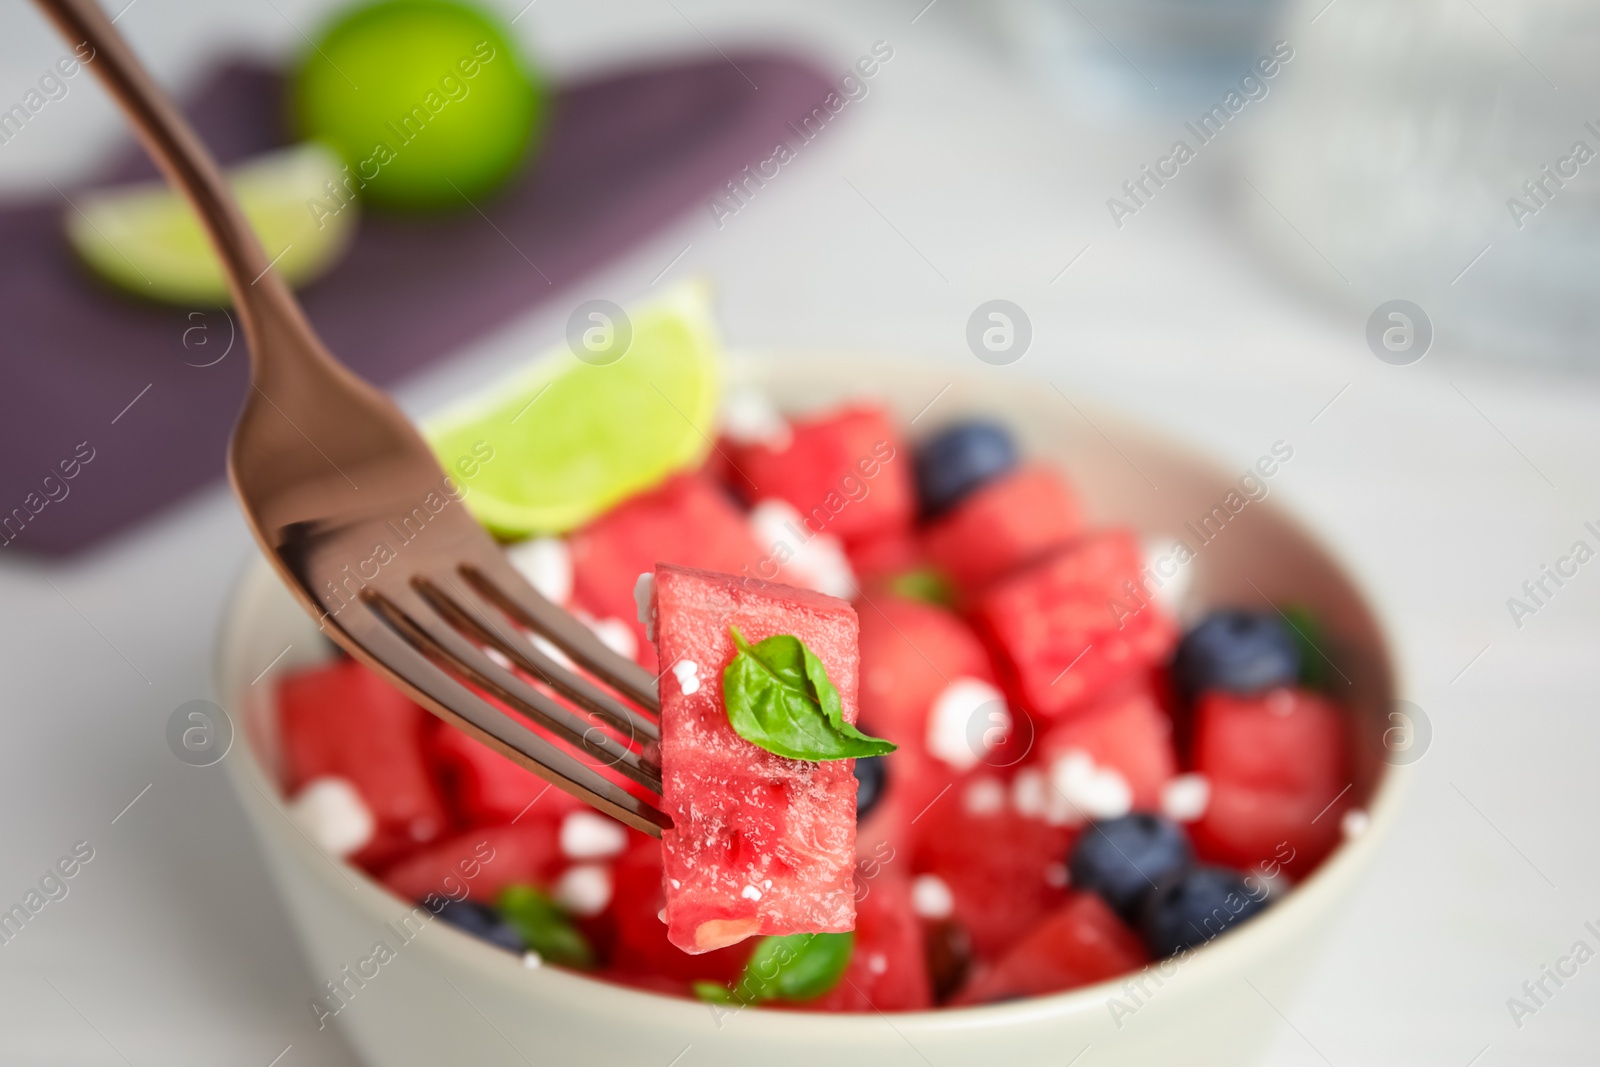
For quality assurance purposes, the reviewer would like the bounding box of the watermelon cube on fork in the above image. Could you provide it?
[649,563,868,954]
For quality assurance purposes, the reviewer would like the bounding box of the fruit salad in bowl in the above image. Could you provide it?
[218,288,1402,1066]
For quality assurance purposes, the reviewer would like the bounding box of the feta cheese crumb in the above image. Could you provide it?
[581,613,638,661]
[748,499,856,599]
[911,874,954,919]
[867,952,888,975]
[1141,534,1194,621]
[962,776,1007,816]
[531,633,575,669]
[554,864,613,917]
[1161,773,1211,823]
[927,677,1008,771]
[560,811,628,860]
[288,777,375,858]
[633,572,656,641]
[1341,808,1370,839]
[1012,767,1049,818]
[672,659,701,696]
[720,386,792,449]
[1050,750,1131,823]
[741,884,763,901]
[507,537,573,604]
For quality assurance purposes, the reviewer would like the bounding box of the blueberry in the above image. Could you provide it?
[1140,866,1268,958]
[1068,813,1192,920]
[1173,609,1302,700]
[853,754,887,822]
[437,900,524,953]
[914,420,1018,518]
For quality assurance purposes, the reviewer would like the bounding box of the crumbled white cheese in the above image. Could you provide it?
[633,572,656,641]
[962,776,1007,816]
[720,386,792,449]
[672,659,701,696]
[927,677,1008,771]
[1012,767,1049,819]
[531,633,575,670]
[748,499,856,599]
[582,613,638,661]
[1141,534,1194,621]
[1341,808,1370,839]
[560,811,628,860]
[507,537,573,605]
[911,874,954,919]
[867,953,888,975]
[554,864,613,917]
[741,884,763,901]
[288,777,375,858]
[1050,749,1132,823]
[1161,773,1211,823]
[1012,765,1080,825]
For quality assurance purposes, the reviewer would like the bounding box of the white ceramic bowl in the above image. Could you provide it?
[217,357,1406,1067]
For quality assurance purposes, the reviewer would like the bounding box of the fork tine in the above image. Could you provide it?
[462,560,661,713]
[417,575,659,744]
[363,586,662,794]
[346,612,670,834]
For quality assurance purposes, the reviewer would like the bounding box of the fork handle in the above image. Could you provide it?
[33,0,319,371]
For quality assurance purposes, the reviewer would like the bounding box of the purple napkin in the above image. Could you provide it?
[0,54,832,556]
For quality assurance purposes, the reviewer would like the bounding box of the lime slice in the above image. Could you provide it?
[64,142,356,305]
[426,282,721,536]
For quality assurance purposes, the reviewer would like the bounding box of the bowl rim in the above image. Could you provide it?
[215,353,1412,1033]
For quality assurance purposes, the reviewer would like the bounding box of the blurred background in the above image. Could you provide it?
[1,0,1596,1063]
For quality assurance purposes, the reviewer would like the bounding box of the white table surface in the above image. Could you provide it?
[1,1,1597,1064]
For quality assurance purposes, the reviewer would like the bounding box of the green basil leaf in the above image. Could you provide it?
[722,628,896,761]
[738,932,854,1003]
[496,885,594,970]
[1282,604,1325,690]
[692,980,739,1003]
[885,567,956,608]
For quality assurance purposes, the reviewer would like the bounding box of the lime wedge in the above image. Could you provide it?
[426,282,721,536]
[64,142,356,305]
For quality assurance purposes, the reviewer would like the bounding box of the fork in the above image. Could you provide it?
[38,0,671,835]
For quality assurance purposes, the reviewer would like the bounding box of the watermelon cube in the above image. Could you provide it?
[1036,685,1177,818]
[922,465,1082,594]
[652,564,861,953]
[846,528,924,582]
[381,822,563,904]
[278,659,450,870]
[972,531,1177,720]
[912,777,1075,960]
[569,474,763,668]
[1189,688,1349,876]
[428,722,585,828]
[951,893,1146,1005]
[804,870,933,1012]
[730,404,913,546]
[858,595,995,754]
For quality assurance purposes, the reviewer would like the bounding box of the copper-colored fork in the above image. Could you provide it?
[38,0,670,834]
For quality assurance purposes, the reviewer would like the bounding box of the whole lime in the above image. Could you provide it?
[291,0,547,210]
